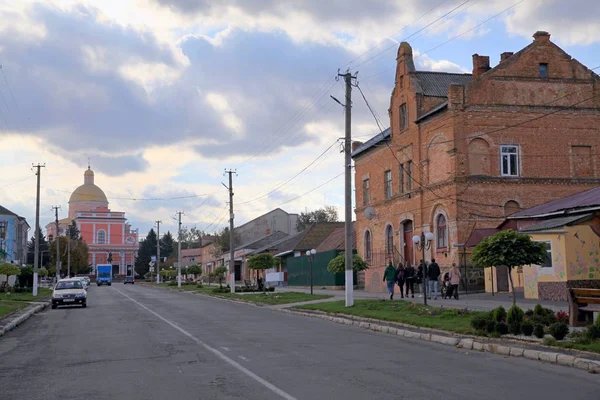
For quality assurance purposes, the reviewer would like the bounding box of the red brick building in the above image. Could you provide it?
[352,31,600,292]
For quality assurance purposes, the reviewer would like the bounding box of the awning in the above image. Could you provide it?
[274,250,293,257]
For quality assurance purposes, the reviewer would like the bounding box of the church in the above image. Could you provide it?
[46,166,139,277]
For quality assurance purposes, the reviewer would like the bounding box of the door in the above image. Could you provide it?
[496,266,510,292]
[403,221,414,266]
[112,264,119,278]
[234,261,242,281]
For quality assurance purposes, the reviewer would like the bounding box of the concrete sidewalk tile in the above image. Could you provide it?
[556,354,576,367]
[539,352,559,363]
[509,347,524,357]
[523,350,541,360]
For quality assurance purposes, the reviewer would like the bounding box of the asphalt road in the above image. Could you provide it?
[0,285,598,400]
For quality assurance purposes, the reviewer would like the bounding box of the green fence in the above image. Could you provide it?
[287,250,357,287]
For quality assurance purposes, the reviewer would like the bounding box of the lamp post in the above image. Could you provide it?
[305,249,316,295]
[412,231,434,306]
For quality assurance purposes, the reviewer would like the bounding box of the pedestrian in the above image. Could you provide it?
[417,260,425,298]
[428,258,441,300]
[404,263,415,298]
[383,261,397,300]
[396,263,405,299]
[448,263,461,300]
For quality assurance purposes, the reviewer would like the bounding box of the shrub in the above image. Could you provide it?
[212,287,230,293]
[196,283,203,288]
[486,320,497,334]
[507,305,525,335]
[167,281,178,286]
[549,323,569,341]
[522,321,534,336]
[556,310,569,324]
[471,316,488,331]
[268,287,275,292]
[533,324,545,339]
[533,304,545,317]
[492,306,507,323]
[495,322,508,335]
[525,309,534,318]
[585,324,600,341]
[544,309,557,325]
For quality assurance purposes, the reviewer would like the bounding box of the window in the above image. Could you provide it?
[362,178,370,206]
[400,103,407,130]
[504,200,520,216]
[0,222,5,239]
[540,241,553,268]
[384,170,392,199]
[539,63,548,78]
[399,164,405,194]
[406,161,413,190]
[97,229,106,244]
[386,225,394,255]
[436,215,447,249]
[364,231,372,260]
[500,145,519,177]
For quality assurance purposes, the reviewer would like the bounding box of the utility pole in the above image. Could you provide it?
[339,71,357,307]
[67,234,71,278]
[156,221,161,284]
[176,212,184,288]
[52,206,62,280]
[32,163,45,296]
[224,169,236,294]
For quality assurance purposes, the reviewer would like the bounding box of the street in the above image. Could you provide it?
[0,285,598,400]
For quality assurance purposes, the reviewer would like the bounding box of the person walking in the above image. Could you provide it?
[417,260,425,298]
[396,263,405,299]
[383,261,397,300]
[404,263,415,298]
[428,258,441,300]
[448,263,462,300]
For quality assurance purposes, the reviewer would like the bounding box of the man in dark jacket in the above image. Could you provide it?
[404,263,415,298]
[428,258,441,300]
[383,261,397,300]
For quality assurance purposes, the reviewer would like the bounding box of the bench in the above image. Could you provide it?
[568,288,600,326]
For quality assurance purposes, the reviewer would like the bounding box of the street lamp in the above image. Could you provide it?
[412,231,435,306]
[305,249,317,295]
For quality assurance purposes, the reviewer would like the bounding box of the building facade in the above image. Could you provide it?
[0,205,29,265]
[353,31,600,292]
[235,208,299,246]
[46,167,138,276]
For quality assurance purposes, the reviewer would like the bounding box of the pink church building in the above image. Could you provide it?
[46,166,139,277]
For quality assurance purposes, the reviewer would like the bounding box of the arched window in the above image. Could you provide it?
[386,225,394,255]
[436,215,447,249]
[364,230,372,260]
[97,229,106,244]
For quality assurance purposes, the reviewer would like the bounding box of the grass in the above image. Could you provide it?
[298,299,486,335]
[0,301,29,319]
[0,288,52,302]
[553,340,600,354]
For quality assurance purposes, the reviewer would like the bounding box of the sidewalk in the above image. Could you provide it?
[275,286,568,312]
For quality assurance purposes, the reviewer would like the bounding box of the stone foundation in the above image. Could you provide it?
[537,281,568,301]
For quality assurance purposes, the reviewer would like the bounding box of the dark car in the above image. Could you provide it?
[124,276,135,284]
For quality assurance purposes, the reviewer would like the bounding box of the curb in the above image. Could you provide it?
[0,302,50,337]
[280,308,600,374]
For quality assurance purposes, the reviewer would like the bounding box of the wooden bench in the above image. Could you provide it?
[568,288,600,326]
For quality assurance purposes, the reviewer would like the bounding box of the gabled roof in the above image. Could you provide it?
[509,186,600,218]
[0,205,18,217]
[235,231,289,251]
[519,213,596,233]
[413,71,472,97]
[415,101,448,123]
[465,228,500,248]
[316,222,355,252]
[351,128,391,158]
[248,222,344,256]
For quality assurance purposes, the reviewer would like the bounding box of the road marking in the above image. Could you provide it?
[221,346,230,351]
[115,288,296,400]
[238,355,249,362]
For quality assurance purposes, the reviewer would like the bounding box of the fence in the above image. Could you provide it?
[287,250,357,287]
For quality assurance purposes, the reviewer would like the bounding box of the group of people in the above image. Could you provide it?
[383,259,462,301]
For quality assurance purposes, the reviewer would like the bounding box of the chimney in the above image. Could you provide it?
[396,41,416,73]
[448,84,465,109]
[351,141,363,152]
[472,54,490,79]
[500,52,514,62]
[533,31,550,42]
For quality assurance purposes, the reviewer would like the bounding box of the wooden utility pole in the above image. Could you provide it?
[156,220,161,283]
[52,205,61,280]
[32,163,45,296]
[224,169,236,294]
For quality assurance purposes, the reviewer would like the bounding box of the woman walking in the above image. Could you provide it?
[396,263,405,299]
[404,263,415,298]
[448,263,462,300]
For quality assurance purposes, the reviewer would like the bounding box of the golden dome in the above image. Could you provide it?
[68,167,109,204]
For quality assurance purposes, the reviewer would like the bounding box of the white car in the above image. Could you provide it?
[52,278,87,309]
[72,276,90,290]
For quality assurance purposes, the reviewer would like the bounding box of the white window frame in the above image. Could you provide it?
[436,214,448,249]
[500,145,520,177]
[536,240,553,273]
[97,229,106,245]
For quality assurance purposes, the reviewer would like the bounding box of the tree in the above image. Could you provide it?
[135,229,158,275]
[211,227,240,257]
[49,237,89,276]
[26,228,49,267]
[39,267,48,277]
[0,263,21,286]
[296,206,338,231]
[179,226,207,249]
[472,230,547,306]
[213,266,228,287]
[327,252,369,274]
[66,220,80,239]
[160,231,175,259]
[247,254,276,283]
[187,264,202,276]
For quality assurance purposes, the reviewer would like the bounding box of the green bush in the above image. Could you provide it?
[486,320,497,333]
[533,324,545,339]
[212,286,231,293]
[492,306,507,323]
[525,309,534,318]
[167,281,178,286]
[495,322,508,335]
[196,283,203,288]
[471,316,488,331]
[549,323,569,341]
[507,305,525,335]
[522,321,534,336]
[533,304,544,317]
[584,325,600,341]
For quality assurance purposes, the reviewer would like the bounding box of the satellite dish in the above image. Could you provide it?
[364,206,377,220]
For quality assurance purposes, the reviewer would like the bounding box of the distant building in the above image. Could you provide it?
[235,208,299,246]
[0,205,29,265]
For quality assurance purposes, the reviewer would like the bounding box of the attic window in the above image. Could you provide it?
[539,63,548,78]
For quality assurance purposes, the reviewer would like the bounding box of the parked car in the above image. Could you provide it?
[52,279,87,309]
[124,276,135,284]
[71,276,90,290]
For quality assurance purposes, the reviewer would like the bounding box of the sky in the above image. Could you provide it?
[1,0,599,238]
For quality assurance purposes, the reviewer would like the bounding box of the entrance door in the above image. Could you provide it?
[496,266,510,292]
[403,221,414,266]
[234,261,242,281]
[112,264,119,277]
